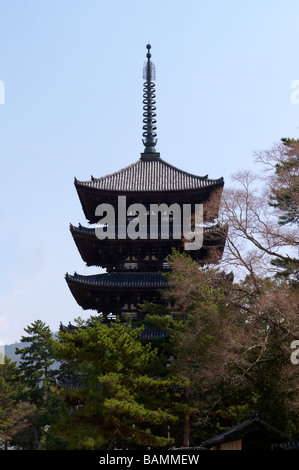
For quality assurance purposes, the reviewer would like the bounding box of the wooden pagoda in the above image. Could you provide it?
[65,45,227,322]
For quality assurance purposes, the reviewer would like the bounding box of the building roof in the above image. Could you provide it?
[75,157,224,193]
[70,222,226,238]
[65,271,169,289]
[201,412,290,449]
[65,271,168,314]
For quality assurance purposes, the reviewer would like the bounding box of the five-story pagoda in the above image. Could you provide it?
[65,45,227,322]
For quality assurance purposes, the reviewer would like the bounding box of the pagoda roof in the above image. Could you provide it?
[65,271,168,314]
[65,271,168,289]
[70,222,226,238]
[75,157,224,193]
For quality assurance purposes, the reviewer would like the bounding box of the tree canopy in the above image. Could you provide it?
[48,319,179,450]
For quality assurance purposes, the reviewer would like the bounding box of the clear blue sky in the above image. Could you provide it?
[1,0,299,344]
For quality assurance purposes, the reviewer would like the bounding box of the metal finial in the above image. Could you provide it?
[146,43,151,57]
[142,44,158,155]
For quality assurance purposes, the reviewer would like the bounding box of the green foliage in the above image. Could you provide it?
[156,250,299,440]
[49,320,179,449]
[0,357,30,449]
[270,138,299,225]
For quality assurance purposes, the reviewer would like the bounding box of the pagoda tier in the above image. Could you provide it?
[69,223,228,270]
[74,156,224,224]
[65,272,169,321]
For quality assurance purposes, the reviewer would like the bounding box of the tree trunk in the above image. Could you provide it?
[107,440,116,450]
[183,412,190,447]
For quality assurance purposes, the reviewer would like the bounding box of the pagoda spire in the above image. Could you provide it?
[141,44,159,157]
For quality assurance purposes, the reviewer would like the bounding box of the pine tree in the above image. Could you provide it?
[49,319,178,450]
[270,138,299,226]
[15,320,55,404]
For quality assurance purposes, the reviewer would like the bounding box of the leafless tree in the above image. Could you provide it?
[218,159,298,281]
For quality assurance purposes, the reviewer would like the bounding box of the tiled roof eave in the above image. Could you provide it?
[75,180,224,194]
[74,158,224,193]
[70,223,228,240]
[65,272,169,289]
